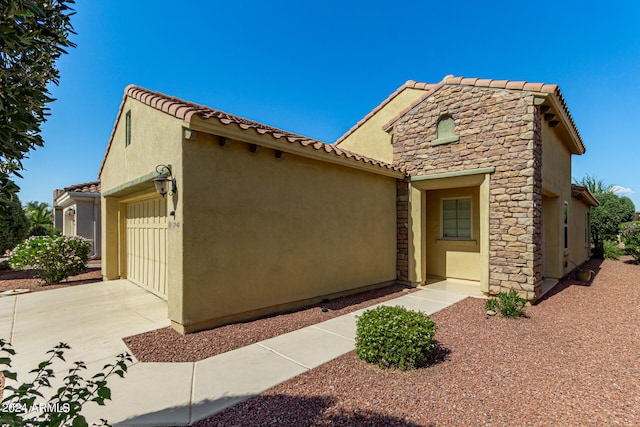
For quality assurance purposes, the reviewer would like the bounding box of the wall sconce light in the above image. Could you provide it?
[152,164,177,198]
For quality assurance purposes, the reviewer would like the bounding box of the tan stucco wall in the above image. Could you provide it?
[568,198,592,271]
[542,123,571,198]
[425,186,481,281]
[99,96,184,320]
[178,129,398,332]
[406,172,490,290]
[541,122,572,279]
[336,88,426,163]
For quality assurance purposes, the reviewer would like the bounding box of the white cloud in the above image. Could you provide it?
[611,185,634,196]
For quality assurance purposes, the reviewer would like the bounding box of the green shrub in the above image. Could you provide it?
[485,289,527,318]
[620,221,640,264]
[603,240,625,260]
[0,195,29,255]
[355,305,437,370]
[28,224,53,237]
[0,339,132,427]
[6,235,91,285]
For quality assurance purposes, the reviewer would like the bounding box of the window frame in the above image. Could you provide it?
[125,110,132,147]
[563,201,569,250]
[441,196,472,240]
[432,115,460,146]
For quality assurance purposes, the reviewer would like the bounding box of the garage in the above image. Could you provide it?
[125,197,168,299]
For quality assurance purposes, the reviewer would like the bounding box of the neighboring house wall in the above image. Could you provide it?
[392,85,542,299]
[336,84,429,163]
[54,183,102,258]
[179,129,397,332]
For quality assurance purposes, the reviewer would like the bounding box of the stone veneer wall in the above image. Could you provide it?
[392,85,543,299]
[396,180,409,284]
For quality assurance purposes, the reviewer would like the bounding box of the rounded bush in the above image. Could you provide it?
[6,235,91,285]
[355,305,437,370]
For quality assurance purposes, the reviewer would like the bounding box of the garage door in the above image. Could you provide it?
[126,197,168,299]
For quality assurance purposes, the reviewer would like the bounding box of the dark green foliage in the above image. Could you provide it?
[24,201,54,236]
[0,0,76,198]
[28,224,52,237]
[603,241,624,260]
[485,289,527,318]
[0,195,29,254]
[355,305,437,370]
[620,221,640,264]
[0,339,131,427]
[590,192,636,256]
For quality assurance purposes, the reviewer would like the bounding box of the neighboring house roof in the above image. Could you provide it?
[54,181,101,206]
[382,75,585,155]
[98,86,402,177]
[571,184,600,207]
[335,80,434,145]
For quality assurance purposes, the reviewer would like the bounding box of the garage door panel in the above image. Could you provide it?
[126,198,168,299]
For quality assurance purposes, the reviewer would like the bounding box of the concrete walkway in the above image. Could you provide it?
[2,279,483,426]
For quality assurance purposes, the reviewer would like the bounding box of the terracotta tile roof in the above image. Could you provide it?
[335,80,434,145]
[54,181,101,205]
[98,86,402,177]
[62,181,101,194]
[383,75,585,153]
[571,184,600,207]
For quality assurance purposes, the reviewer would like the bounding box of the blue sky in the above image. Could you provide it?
[18,0,640,209]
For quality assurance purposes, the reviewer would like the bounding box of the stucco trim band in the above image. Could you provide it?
[101,170,160,197]
[408,167,496,182]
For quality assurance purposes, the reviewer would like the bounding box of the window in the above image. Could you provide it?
[432,115,460,146]
[442,198,471,239]
[125,111,132,147]
[564,201,569,250]
[585,212,590,248]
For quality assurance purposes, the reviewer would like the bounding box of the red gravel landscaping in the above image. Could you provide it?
[123,284,417,363]
[0,265,102,294]
[192,257,640,426]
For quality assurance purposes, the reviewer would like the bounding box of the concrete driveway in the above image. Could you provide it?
[2,279,169,391]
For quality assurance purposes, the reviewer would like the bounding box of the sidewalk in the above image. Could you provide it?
[3,279,482,426]
[87,281,481,426]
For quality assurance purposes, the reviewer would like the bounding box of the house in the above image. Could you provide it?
[53,181,101,258]
[635,211,640,221]
[99,76,597,333]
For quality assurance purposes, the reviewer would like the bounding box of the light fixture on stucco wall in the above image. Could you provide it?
[152,164,177,198]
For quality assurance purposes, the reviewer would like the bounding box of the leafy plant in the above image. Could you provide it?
[355,305,437,370]
[0,0,76,199]
[603,240,624,260]
[6,235,91,285]
[620,221,640,264]
[0,195,29,254]
[485,289,527,318]
[24,201,54,236]
[589,192,636,257]
[0,339,132,427]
